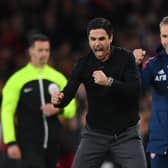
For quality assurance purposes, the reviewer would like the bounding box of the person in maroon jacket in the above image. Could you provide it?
[52,17,147,168]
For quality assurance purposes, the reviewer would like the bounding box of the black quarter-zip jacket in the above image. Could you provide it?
[57,46,141,135]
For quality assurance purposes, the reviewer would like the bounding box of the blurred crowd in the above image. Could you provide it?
[0,0,167,167]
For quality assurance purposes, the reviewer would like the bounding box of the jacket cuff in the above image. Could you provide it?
[7,141,17,147]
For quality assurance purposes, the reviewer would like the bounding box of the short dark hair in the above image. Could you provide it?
[87,18,113,37]
[27,33,49,48]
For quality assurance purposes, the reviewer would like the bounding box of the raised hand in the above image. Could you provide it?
[92,70,109,86]
[133,49,146,65]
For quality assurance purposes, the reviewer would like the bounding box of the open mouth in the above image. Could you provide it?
[95,48,104,52]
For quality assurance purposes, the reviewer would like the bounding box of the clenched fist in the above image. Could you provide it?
[133,49,146,65]
[92,70,109,86]
[51,92,64,105]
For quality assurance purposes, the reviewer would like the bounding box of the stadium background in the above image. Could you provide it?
[0,0,166,167]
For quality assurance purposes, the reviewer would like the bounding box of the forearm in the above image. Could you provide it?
[109,53,141,97]
[110,79,141,97]
[1,110,16,144]
[54,79,80,108]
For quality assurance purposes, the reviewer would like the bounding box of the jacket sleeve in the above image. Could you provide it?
[139,60,153,90]
[109,52,141,98]
[55,58,84,110]
[59,96,77,119]
[1,75,20,144]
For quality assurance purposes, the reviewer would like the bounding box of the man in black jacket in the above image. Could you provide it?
[51,17,147,168]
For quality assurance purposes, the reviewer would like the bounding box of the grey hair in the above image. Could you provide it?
[159,16,168,30]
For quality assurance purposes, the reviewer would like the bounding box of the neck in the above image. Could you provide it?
[165,48,168,55]
[31,62,45,69]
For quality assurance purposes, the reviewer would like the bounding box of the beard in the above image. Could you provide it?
[93,46,111,62]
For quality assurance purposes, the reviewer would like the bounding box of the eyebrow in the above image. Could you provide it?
[90,36,106,40]
[161,34,168,37]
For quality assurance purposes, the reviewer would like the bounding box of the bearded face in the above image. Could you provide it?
[88,29,112,62]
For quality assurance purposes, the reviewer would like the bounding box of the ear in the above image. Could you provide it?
[28,47,33,55]
[109,35,113,43]
[28,47,34,60]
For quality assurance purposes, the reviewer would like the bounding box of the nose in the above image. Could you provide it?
[95,40,101,47]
